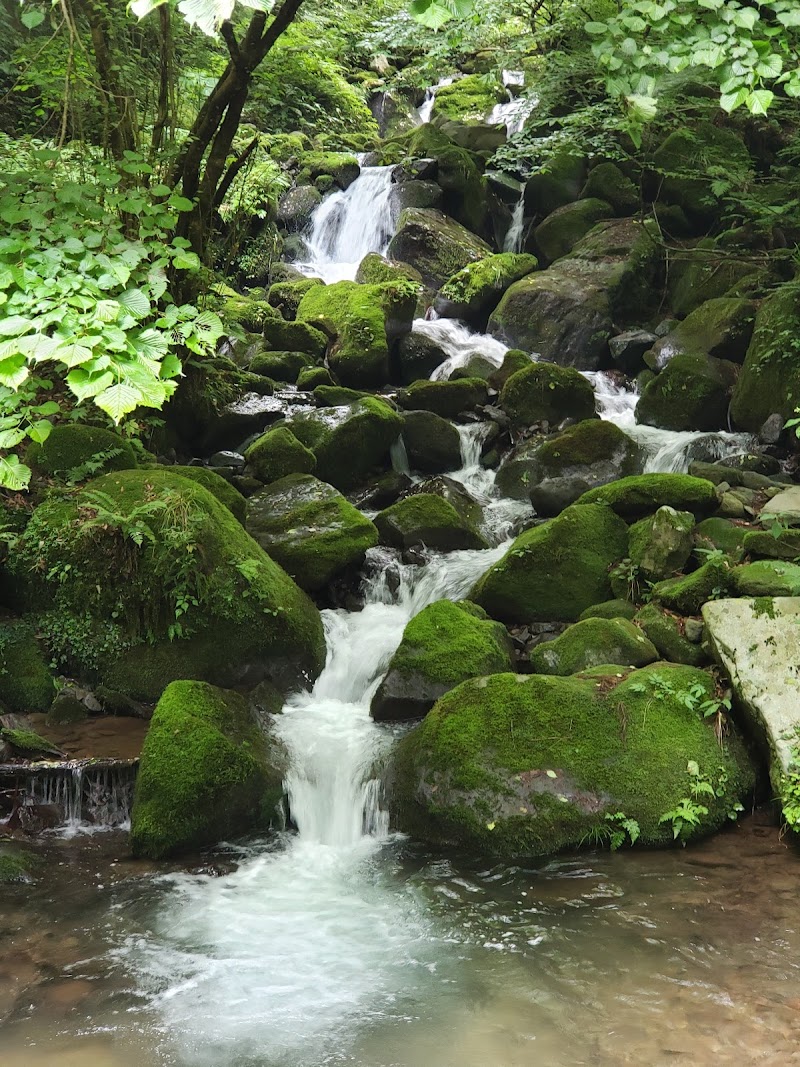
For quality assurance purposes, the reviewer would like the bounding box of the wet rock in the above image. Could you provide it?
[401,410,462,473]
[388,180,443,224]
[395,331,450,384]
[397,377,488,418]
[386,207,491,289]
[574,473,718,520]
[534,198,613,264]
[375,493,488,552]
[244,425,317,484]
[628,506,695,582]
[209,450,246,470]
[434,253,538,327]
[277,186,322,232]
[647,297,757,369]
[498,363,596,431]
[609,330,658,375]
[406,475,484,530]
[203,393,289,452]
[349,471,412,511]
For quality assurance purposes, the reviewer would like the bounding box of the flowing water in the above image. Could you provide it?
[417,76,455,124]
[488,71,535,135]
[503,188,526,253]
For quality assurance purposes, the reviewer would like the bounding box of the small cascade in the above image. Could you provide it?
[488,70,535,134]
[417,76,455,123]
[413,317,509,381]
[1,758,137,835]
[503,188,526,253]
[390,434,411,476]
[298,164,396,284]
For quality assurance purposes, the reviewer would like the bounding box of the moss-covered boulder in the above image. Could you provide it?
[534,199,613,263]
[392,663,754,858]
[580,162,638,216]
[430,73,505,123]
[296,279,416,388]
[296,366,335,390]
[287,396,402,491]
[497,420,639,512]
[267,277,324,320]
[14,469,325,701]
[530,617,658,675]
[648,297,757,368]
[371,600,513,721]
[730,283,800,433]
[487,348,532,390]
[499,363,596,430]
[636,353,737,432]
[262,311,329,358]
[297,151,360,189]
[246,474,378,592]
[634,604,708,666]
[386,208,491,290]
[164,465,247,524]
[0,623,56,712]
[574,473,717,520]
[742,527,800,561]
[434,253,538,327]
[355,253,424,287]
[401,410,462,474]
[628,506,695,582]
[249,349,316,383]
[651,557,732,615]
[731,560,800,597]
[524,152,587,217]
[244,425,317,484]
[668,243,763,317]
[397,377,488,419]
[0,724,62,758]
[26,424,138,479]
[472,503,628,622]
[375,493,488,552]
[395,331,450,384]
[0,844,42,884]
[130,681,284,859]
[579,598,638,621]
[695,516,749,557]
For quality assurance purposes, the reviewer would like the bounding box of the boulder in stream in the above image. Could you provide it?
[375,493,488,552]
[386,207,491,290]
[529,617,658,675]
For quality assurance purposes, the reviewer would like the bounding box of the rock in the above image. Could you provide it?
[609,330,658,375]
[731,283,800,433]
[296,366,335,390]
[703,597,800,829]
[486,349,532,390]
[578,599,638,621]
[375,493,488,552]
[759,412,786,445]
[395,331,450,384]
[209,450,246,470]
[355,253,424,286]
[524,152,587,217]
[667,242,761,316]
[731,560,800,597]
[267,278,324,320]
[263,313,329,358]
[401,410,462,473]
[534,199,613,263]
[386,208,491,289]
[628,506,695,581]
[349,471,412,512]
[0,844,42,884]
[635,353,737,432]
[392,663,754,858]
[651,557,732,615]
[250,349,316,383]
[489,219,662,368]
[499,363,596,430]
[760,487,800,528]
[371,600,513,721]
[296,280,416,388]
[244,425,317,484]
[743,528,800,561]
[312,385,368,406]
[246,474,378,592]
[276,186,322,231]
[472,503,628,622]
[649,298,757,369]
[14,469,325,701]
[26,424,138,479]
[297,151,360,189]
[429,73,505,123]
[580,162,638,216]
[130,681,284,859]
[530,617,658,674]
[405,475,485,531]
[387,180,443,223]
[287,396,403,492]
[634,604,708,666]
[0,724,63,758]
[574,473,718,520]
[0,623,55,713]
[204,392,287,451]
[434,253,538,327]
[397,378,488,419]
[159,467,247,524]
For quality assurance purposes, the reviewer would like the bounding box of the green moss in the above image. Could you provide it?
[0,845,42,884]
[166,465,246,524]
[695,517,749,557]
[297,151,360,189]
[579,599,638,621]
[397,377,488,418]
[627,506,695,581]
[267,278,324,320]
[393,601,511,686]
[575,474,717,520]
[636,354,734,432]
[581,162,638,216]
[530,617,658,675]
[742,528,800,561]
[218,292,279,332]
[246,473,378,592]
[26,424,138,479]
[535,199,613,263]
[250,350,316,382]
[288,396,402,491]
[473,503,629,623]
[430,73,505,123]
[499,363,596,429]
[634,604,708,666]
[375,493,488,552]
[263,318,329,359]
[731,560,800,597]
[437,253,538,318]
[651,123,752,225]
[0,725,61,756]
[245,425,317,484]
[0,623,56,712]
[355,254,424,287]
[312,385,368,406]
[14,469,325,701]
[487,349,532,390]
[538,420,634,472]
[296,366,335,390]
[651,557,732,615]
[386,207,492,289]
[393,663,754,858]
[130,680,283,859]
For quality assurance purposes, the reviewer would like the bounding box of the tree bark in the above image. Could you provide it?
[79,0,138,159]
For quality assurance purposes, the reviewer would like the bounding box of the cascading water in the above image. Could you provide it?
[298,164,396,284]
[417,76,455,123]
[488,70,536,135]
[414,316,509,381]
[3,759,136,835]
[503,188,526,253]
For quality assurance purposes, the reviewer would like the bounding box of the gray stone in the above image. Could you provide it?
[209,451,246,470]
[609,330,658,375]
[760,487,800,528]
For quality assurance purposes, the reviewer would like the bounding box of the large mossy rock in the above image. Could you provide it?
[530,617,658,675]
[287,396,402,491]
[26,424,138,478]
[429,73,505,123]
[435,253,538,327]
[246,474,378,592]
[534,198,613,263]
[371,600,513,722]
[648,297,757,368]
[496,419,639,511]
[0,622,55,712]
[488,219,661,368]
[375,493,488,552]
[249,349,316,383]
[731,560,800,597]
[651,557,732,615]
[14,470,325,701]
[524,152,587,217]
[297,151,360,189]
[472,503,628,622]
[628,506,695,581]
[355,253,424,287]
[574,473,717,520]
[635,353,737,432]
[244,425,317,484]
[130,681,283,859]
[498,363,596,430]
[386,208,491,290]
[296,280,416,388]
[392,663,755,858]
[730,283,800,433]
[397,377,488,419]
[634,603,708,667]
[401,410,462,473]
[581,162,638,216]
[166,465,247,524]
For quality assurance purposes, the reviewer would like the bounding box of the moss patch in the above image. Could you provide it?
[0,623,56,713]
[575,473,717,520]
[26,425,138,480]
[530,617,658,675]
[376,493,488,552]
[499,363,596,429]
[245,425,317,484]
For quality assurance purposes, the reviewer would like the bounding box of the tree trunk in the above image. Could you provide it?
[79,0,138,159]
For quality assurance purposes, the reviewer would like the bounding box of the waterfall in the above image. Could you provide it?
[503,189,526,253]
[3,759,137,835]
[298,165,396,284]
[488,71,536,135]
[412,317,509,381]
[417,76,455,123]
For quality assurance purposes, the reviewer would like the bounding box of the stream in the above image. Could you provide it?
[1,155,792,1067]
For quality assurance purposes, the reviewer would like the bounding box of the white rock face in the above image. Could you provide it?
[760,486,800,527]
[703,597,800,809]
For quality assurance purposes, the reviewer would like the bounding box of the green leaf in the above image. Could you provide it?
[117,288,150,319]
[0,354,29,390]
[0,427,27,448]
[0,455,31,491]
[27,420,53,444]
[585,21,609,34]
[720,87,749,112]
[66,368,115,402]
[95,382,140,422]
[21,8,46,29]
[747,88,774,115]
[0,315,34,337]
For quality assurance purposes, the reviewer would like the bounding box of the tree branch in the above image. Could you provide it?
[213,135,259,209]
[220,21,241,66]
